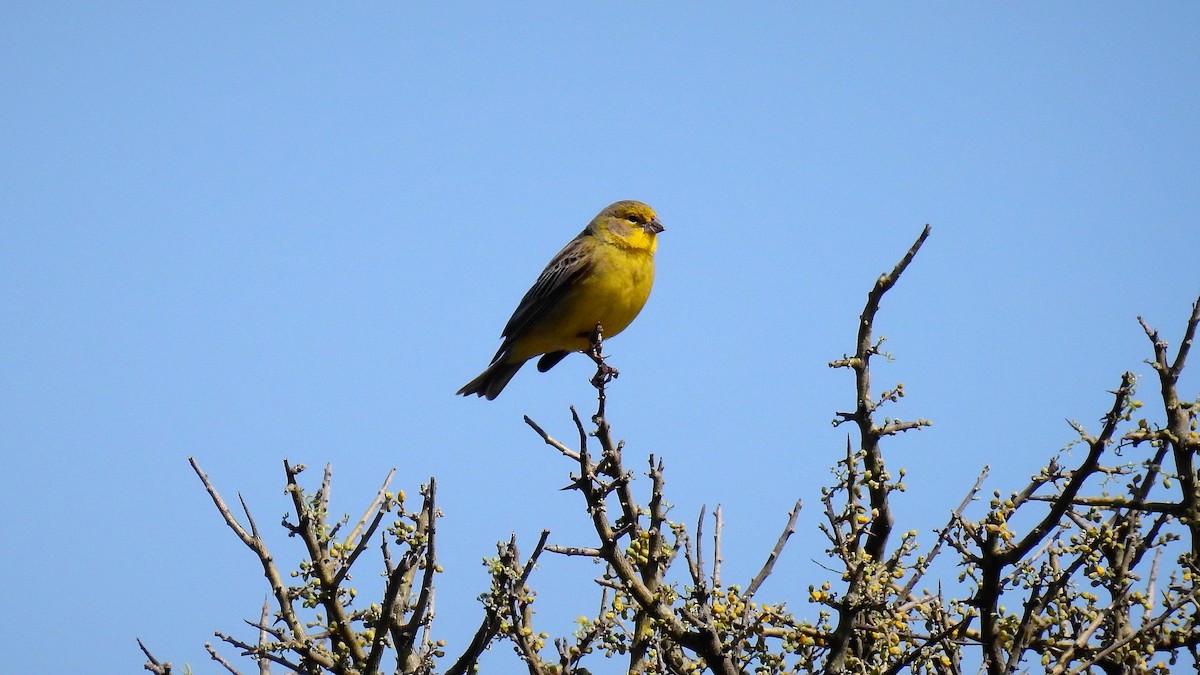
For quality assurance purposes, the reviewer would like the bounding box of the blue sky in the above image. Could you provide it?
[2,5,1198,673]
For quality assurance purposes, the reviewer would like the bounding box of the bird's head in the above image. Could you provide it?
[590,200,665,251]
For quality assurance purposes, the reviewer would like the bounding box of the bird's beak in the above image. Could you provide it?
[645,217,665,234]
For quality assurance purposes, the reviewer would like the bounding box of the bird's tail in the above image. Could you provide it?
[456,359,526,400]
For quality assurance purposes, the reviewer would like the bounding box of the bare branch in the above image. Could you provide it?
[137,638,171,675]
[546,544,603,557]
[902,466,988,597]
[745,499,802,599]
[525,415,581,462]
[712,504,724,589]
[203,642,243,675]
[1003,371,1135,564]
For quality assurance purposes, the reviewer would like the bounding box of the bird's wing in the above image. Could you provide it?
[494,236,593,354]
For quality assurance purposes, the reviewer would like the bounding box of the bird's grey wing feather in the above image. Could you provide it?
[493,237,592,358]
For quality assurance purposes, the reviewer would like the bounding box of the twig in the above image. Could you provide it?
[525,416,581,463]
[823,225,932,674]
[204,642,244,675]
[137,638,171,675]
[335,469,396,585]
[255,599,271,675]
[1003,372,1135,563]
[189,457,326,668]
[282,459,365,664]
[213,631,301,673]
[902,467,988,597]
[712,504,724,590]
[745,499,803,599]
[395,480,439,664]
[546,544,603,557]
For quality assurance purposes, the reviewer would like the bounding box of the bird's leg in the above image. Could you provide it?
[586,322,605,363]
[586,322,620,387]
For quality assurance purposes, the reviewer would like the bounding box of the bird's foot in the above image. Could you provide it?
[586,322,619,386]
[586,322,606,361]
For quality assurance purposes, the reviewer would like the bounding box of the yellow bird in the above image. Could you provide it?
[457,200,665,400]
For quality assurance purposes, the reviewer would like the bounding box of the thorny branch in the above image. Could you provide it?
[143,462,495,675]
[526,327,806,675]
[822,225,933,674]
[141,231,1200,675]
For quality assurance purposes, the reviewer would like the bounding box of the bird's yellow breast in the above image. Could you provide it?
[510,238,656,359]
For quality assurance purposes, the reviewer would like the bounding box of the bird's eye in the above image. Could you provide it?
[626,214,641,224]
